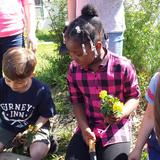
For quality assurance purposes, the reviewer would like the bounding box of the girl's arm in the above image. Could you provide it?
[122,98,139,117]
[73,103,96,145]
[106,98,139,124]
[23,1,37,52]
[128,103,154,160]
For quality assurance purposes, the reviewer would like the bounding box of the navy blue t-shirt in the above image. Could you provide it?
[0,78,56,132]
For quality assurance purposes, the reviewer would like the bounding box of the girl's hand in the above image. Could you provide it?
[104,115,121,124]
[128,148,142,160]
[81,127,96,145]
[104,111,127,124]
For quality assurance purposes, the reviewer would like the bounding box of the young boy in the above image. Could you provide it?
[0,47,56,160]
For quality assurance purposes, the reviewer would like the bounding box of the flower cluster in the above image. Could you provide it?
[12,125,38,151]
[99,90,124,117]
[25,125,38,144]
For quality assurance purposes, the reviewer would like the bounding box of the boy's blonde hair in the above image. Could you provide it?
[2,47,37,80]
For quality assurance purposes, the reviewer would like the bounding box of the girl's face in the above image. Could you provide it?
[65,39,95,68]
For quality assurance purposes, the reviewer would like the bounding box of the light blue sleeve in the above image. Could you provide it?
[145,73,159,106]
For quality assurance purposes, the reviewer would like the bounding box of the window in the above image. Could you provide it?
[34,0,44,18]
[34,0,42,6]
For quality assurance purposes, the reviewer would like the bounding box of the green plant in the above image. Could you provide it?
[141,150,148,160]
[124,0,160,75]
[36,30,54,42]
[99,90,124,117]
[35,43,70,90]
[138,72,150,110]
[46,0,67,43]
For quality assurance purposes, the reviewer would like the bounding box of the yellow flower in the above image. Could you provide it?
[28,125,34,132]
[28,125,37,133]
[99,89,124,116]
[113,101,123,113]
[99,90,107,99]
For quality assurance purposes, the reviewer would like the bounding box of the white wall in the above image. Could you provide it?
[35,0,52,30]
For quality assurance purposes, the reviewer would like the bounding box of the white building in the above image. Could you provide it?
[34,0,52,30]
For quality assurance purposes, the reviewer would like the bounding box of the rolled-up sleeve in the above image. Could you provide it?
[67,63,84,105]
[123,61,140,100]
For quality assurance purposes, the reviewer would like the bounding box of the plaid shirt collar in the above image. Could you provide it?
[80,49,111,71]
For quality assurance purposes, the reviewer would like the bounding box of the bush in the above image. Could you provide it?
[124,0,160,75]
[36,43,70,90]
[47,0,67,43]
[36,30,53,42]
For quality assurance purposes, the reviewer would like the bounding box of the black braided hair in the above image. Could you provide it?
[64,4,104,46]
[81,4,98,17]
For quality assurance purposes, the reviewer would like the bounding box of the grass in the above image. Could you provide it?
[35,41,72,160]
[35,42,58,84]
[36,30,54,42]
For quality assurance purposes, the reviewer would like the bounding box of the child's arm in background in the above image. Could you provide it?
[128,103,154,160]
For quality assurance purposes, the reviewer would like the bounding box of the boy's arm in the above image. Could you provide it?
[23,0,37,52]
[34,116,49,130]
[13,116,49,144]
[73,103,96,145]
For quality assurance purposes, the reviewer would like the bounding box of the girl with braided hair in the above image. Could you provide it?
[65,4,140,160]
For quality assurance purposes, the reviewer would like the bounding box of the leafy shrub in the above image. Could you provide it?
[138,72,150,111]
[141,150,148,160]
[36,30,53,42]
[36,43,70,90]
[46,0,67,43]
[124,0,160,75]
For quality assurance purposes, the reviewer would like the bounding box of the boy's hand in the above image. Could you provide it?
[81,127,96,145]
[12,132,28,145]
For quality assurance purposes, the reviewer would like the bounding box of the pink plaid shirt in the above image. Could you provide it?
[67,51,140,147]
